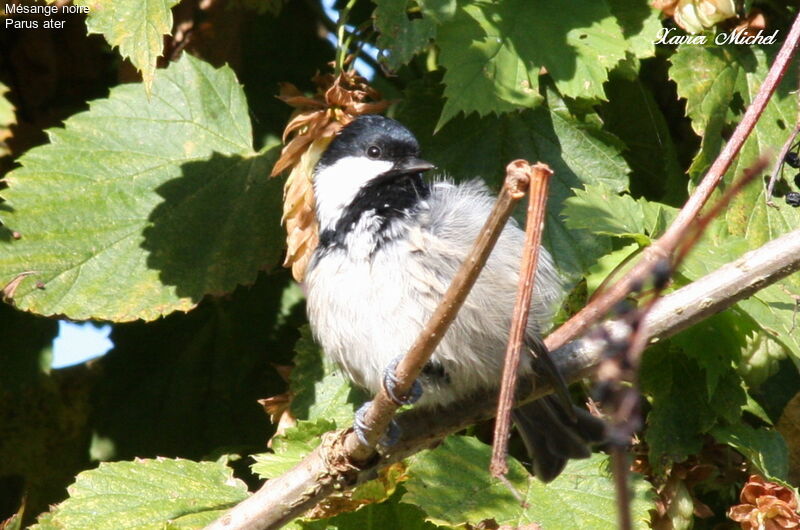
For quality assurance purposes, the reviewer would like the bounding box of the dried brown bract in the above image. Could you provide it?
[272,68,390,281]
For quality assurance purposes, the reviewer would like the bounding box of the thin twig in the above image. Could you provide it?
[673,157,769,269]
[302,0,384,76]
[612,446,632,530]
[205,228,800,530]
[765,123,800,207]
[345,160,532,461]
[544,11,800,353]
[602,158,768,530]
[334,0,358,74]
[490,162,552,478]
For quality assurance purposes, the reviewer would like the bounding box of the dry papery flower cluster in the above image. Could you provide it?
[653,0,767,35]
[271,67,389,281]
[729,475,800,529]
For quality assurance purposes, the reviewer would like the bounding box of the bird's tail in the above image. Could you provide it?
[511,395,606,482]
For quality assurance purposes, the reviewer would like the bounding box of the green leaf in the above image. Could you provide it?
[251,419,334,479]
[75,0,181,90]
[374,0,437,70]
[29,512,57,530]
[0,81,14,158]
[744,393,774,425]
[606,0,661,60]
[670,44,800,248]
[598,74,686,204]
[290,326,362,426]
[419,0,456,23]
[679,228,750,279]
[711,423,789,481]
[34,457,248,530]
[563,183,677,245]
[403,436,654,528]
[2,509,22,530]
[669,44,748,168]
[434,0,627,128]
[680,228,800,372]
[740,330,788,388]
[641,344,747,471]
[0,55,284,322]
[396,80,629,282]
[585,243,640,296]
[434,0,537,127]
[671,311,753,397]
[738,287,800,372]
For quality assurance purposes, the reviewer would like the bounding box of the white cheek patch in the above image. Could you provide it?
[314,156,394,230]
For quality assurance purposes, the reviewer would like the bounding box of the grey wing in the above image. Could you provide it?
[425,179,563,335]
[425,180,575,408]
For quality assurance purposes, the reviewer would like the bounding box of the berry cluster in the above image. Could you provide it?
[783,151,800,207]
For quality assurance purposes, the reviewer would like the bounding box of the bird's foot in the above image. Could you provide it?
[354,401,402,446]
[352,356,423,447]
[382,355,423,406]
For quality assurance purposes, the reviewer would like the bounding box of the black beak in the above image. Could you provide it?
[392,157,436,174]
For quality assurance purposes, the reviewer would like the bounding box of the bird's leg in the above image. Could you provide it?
[353,355,423,447]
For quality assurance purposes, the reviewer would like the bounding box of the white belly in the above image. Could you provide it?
[305,236,523,408]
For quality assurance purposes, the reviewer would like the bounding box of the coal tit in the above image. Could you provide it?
[304,115,603,481]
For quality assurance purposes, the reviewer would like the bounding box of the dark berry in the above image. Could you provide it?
[786,192,800,207]
[652,258,671,291]
[613,299,636,316]
[786,152,800,169]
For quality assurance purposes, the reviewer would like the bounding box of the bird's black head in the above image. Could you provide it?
[317,114,433,175]
[313,115,435,237]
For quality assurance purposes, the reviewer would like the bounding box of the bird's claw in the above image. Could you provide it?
[382,355,423,406]
[354,401,402,447]
[354,401,371,447]
[353,356,423,447]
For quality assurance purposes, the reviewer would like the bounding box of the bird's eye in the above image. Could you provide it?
[367,145,382,159]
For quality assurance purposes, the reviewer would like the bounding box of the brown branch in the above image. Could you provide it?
[544,12,800,354]
[603,158,767,530]
[207,228,800,530]
[644,229,800,339]
[490,162,552,478]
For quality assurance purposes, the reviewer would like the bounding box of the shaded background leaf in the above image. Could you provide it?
[0,55,284,321]
[396,79,629,285]
[432,0,630,128]
[76,0,181,90]
[89,271,300,461]
[289,325,363,426]
[374,0,436,70]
